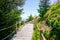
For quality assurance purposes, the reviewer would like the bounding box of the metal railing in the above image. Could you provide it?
[2,31,16,40]
[36,25,46,40]
[0,18,20,40]
[0,24,16,32]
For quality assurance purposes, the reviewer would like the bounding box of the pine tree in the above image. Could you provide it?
[26,14,34,22]
[0,0,25,40]
[38,0,50,20]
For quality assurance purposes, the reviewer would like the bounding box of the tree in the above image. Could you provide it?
[0,0,25,40]
[0,0,24,13]
[20,21,25,25]
[26,14,34,22]
[38,0,50,20]
[57,0,60,3]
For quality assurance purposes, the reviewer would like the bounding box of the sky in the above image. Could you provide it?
[21,0,57,20]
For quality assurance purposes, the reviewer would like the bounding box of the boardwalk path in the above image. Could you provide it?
[11,23,33,40]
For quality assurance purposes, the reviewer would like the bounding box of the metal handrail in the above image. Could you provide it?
[0,24,16,32]
[0,22,19,40]
[2,31,16,40]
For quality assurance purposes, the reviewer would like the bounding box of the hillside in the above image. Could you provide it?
[32,2,60,40]
[44,2,60,27]
[44,2,60,40]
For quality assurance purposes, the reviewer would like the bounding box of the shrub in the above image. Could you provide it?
[43,30,50,39]
[32,24,40,40]
[44,2,60,40]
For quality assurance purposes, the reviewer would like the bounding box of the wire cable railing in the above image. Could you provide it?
[0,21,19,40]
[2,31,16,40]
[0,24,16,32]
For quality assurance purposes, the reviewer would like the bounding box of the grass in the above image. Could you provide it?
[18,20,33,30]
[18,25,24,30]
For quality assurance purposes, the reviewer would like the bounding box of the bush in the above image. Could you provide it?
[44,2,60,40]
[26,14,34,22]
[43,30,50,39]
[32,24,40,40]
[45,2,60,27]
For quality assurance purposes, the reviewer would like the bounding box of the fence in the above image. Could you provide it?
[0,16,19,40]
[36,25,46,40]
[0,23,19,40]
[0,19,18,40]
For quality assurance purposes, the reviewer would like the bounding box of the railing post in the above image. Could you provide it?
[16,22,17,33]
[40,30,43,40]
[40,30,46,40]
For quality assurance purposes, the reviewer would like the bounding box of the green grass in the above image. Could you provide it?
[18,25,24,30]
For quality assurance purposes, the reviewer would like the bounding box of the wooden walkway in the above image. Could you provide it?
[11,23,33,40]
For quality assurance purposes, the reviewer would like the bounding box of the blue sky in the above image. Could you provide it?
[21,0,57,20]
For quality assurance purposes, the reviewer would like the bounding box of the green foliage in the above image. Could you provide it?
[38,0,50,20]
[0,0,24,40]
[32,24,40,40]
[20,21,25,25]
[0,0,24,13]
[45,2,60,27]
[0,9,23,40]
[43,30,50,39]
[26,14,34,22]
[44,2,60,40]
